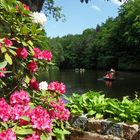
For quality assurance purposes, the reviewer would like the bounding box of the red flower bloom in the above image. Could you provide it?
[42,50,53,61]
[48,82,66,94]
[0,129,16,140]
[23,4,30,11]
[33,48,43,59]
[29,78,39,91]
[27,61,38,72]
[31,106,52,132]
[16,48,28,59]
[4,38,12,48]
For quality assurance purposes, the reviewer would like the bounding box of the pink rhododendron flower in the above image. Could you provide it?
[4,38,12,48]
[33,48,43,59]
[0,67,6,78]
[31,106,52,132]
[0,98,11,122]
[49,100,70,121]
[27,61,38,72]
[11,104,31,124]
[23,4,30,11]
[24,133,40,140]
[0,43,2,49]
[16,48,28,59]
[29,78,39,91]
[16,3,30,12]
[10,90,30,106]
[42,50,52,61]
[48,82,66,94]
[0,129,16,140]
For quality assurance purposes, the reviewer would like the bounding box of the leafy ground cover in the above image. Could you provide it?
[65,91,140,123]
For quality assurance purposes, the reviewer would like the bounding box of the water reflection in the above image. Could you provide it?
[105,80,113,89]
[38,69,140,99]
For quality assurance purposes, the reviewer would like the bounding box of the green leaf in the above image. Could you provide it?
[5,53,12,65]
[40,133,50,140]
[31,24,37,34]
[95,113,103,119]
[25,75,30,84]
[27,40,33,47]
[1,47,7,53]
[21,116,30,122]
[9,49,16,56]
[28,45,34,55]
[22,41,28,47]
[0,60,7,69]
[88,110,96,116]
[15,128,34,135]
[0,122,8,129]
[22,26,29,35]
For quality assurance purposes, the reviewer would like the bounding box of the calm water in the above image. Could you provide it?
[39,69,140,99]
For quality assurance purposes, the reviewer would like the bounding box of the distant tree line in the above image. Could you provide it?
[48,0,140,70]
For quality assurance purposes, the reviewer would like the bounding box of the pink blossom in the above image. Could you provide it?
[27,61,38,72]
[48,82,66,94]
[24,133,40,140]
[31,106,52,132]
[49,100,70,121]
[11,104,31,125]
[0,129,16,140]
[0,67,6,78]
[29,78,39,91]
[0,43,2,49]
[33,48,43,59]
[42,50,52,61]
[10,90,30,106]
[4,38,12,48]
[0,98,11,122]
[23,4,30,11]
[16,48,28,59]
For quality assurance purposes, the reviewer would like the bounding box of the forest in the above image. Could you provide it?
[48,0,140,70]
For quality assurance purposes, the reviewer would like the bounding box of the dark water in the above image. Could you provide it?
[39,69,140,99]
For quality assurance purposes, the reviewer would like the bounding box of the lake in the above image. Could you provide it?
[39,69,140,99]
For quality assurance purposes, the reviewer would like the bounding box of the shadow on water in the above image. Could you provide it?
[38,69,140,100]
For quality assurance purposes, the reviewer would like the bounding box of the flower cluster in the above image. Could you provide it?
[0,129,16,140]
[39,81,48,90]
[48,81,66,94]
[10,90,30,106]
[31,106,52,132]
[0,38,13,48]
[0,90,55,139]
[33,47,52,61]
[0,98,11,122]
[16,47,28,59]
[0,1,70,139]
[30,12,47,26]
[49,99,70,121]
[29,78,39,91]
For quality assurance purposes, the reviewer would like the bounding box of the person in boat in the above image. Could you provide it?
[105,68,116,79]
[110,68,116,79]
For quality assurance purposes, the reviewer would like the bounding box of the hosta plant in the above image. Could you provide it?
[66,91,140,123]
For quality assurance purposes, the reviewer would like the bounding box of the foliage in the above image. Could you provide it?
[19,0,64,21]
[65,91,140,123]
[49,0,140,70]
[0,0,70,139]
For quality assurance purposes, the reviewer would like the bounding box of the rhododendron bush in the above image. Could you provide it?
[0,0,70,140]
